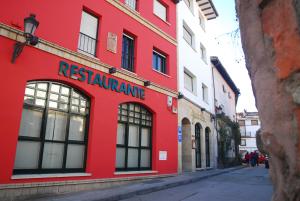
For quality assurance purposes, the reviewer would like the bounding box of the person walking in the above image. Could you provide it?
[253,151,259,167]
[250,152,255,167]
[245,152,250,166]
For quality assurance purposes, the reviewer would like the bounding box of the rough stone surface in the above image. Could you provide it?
[236,0,300,200]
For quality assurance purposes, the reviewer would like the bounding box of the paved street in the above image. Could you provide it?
[120,167,273,201]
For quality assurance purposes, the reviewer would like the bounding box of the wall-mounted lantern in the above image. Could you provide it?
[109,67,117,74]
[11,14,39,63]
[178,92,184,99]
[144,81,151,87]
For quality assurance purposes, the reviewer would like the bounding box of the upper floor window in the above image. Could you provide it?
[240,139,246,146]
[184,70,196,94]
[183,25,193,47]
[200,43,207,63]
[125,0,137,10]
[199,12,205,31]
[228,92,231,99]
[202,83,208,103]
[116,103,152,171]
[152,49,167,74]
[184,0,193,12]
[14,81,90,174]
[154,0,167,21]
[251,120,258,125]
[122,33,135,72]
[222,85,226,93]
[238,120,245,126]
[78,11,98,57]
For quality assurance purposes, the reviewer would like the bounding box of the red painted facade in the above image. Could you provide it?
[0,0,178,186]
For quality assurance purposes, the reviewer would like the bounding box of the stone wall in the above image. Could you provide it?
[236,0,300,200]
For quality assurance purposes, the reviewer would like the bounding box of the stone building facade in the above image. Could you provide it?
[177,0,218,172]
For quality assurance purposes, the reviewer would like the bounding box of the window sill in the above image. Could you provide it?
[123,4,140,15]
[114,170,158,175]
[152,69,171,78]
[77,50,100,60]
[119,68,137,76]
[153,13,171,26]
[11,173,92,180]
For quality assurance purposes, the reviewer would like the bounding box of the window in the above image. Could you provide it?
[184,0,191,8]
[154,0,167,21]
[78,11,98,56]
[183,25,193,47]
[200,43,207,63]
[116,103,152,171]
[222,85,226,93]
[238,120,245,126]
[122,33,135,72]
[251,120,258,125]
[152,50,167,74]
[202,83,208,103]
[184,71,194,93]
[240,139,246,146]
[125,0,137,10]
[199,13,205,31]
[228,92,231,99]
[14,81,90,174]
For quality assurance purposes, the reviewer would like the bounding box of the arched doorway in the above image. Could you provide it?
[205,127,211,167]
[182,118,192,171]
[195,123,202,168]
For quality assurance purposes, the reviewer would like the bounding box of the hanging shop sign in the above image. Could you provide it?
[58,61,145,100]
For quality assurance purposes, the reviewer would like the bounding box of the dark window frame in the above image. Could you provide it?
[152,49,167,74]
[195,123,202,168]
[14,81,90,175]
[251,120,258,125]
[116,103,152,171]
[125,0,138,11]
[121,33,135,72]
[78,10,99,57]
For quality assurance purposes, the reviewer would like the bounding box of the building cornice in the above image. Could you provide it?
[106,0,177,46]
[0,23,178,98]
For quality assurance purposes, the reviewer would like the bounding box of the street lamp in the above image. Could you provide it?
[11,14,39,63]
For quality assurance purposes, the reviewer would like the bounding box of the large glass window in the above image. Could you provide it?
[183,25,193,47]
[184,70,195,93]
[116,103,152,171]
[154,0,167,21]
[122,34,135,72]
[14,81,90,174]
[152,50,167,74]
[78,11,99,56]
[125,0,137,10]
[202,83,208,103]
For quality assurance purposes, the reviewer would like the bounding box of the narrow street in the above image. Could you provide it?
[121,167,273,201]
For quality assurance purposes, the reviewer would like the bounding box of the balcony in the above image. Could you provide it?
[78,32,97,56]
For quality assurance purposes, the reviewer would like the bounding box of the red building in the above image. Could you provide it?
[0,0,178,200]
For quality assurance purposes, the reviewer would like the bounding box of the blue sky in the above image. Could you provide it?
[207,0,257,112]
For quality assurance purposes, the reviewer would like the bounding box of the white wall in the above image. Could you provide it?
[177,0,214,114]
[238,114,261,152]
[212,67,237,120]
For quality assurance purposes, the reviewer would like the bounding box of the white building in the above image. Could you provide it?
[237,111,261,153]
[211,56,239,121]
[211,56,240,160]
[177,0,218,172]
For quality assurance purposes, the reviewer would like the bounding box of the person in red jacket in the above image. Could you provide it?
[245,152,250,166]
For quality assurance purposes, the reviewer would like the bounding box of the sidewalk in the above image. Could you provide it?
[31,166,245,201]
